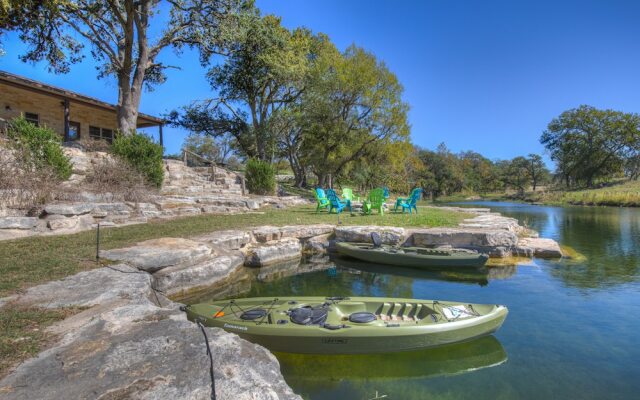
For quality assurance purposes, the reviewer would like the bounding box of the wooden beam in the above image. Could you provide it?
[159,124,163,147]
[63,99,70,142]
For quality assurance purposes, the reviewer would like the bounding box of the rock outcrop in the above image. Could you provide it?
[0,266,301,400]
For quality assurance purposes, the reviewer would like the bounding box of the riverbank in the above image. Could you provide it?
[436,180,640,208]
[0,205,467,382]
[0,206,563,398]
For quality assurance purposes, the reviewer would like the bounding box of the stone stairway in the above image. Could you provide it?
[160,160,244,196]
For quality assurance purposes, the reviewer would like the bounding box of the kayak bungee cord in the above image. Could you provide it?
[195,318,217,400]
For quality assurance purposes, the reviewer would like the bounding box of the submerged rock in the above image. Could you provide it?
[515,237,563,258]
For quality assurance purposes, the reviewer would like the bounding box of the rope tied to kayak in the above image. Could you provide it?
[195,318,217,400]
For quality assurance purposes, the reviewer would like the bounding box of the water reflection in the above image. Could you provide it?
[450,201,640,289]
[276,335,506,388]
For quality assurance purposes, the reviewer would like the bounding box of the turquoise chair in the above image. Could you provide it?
[314,188,330,213]
[326,189,352,214]
[398,188,422,214]
[395,187,421,211]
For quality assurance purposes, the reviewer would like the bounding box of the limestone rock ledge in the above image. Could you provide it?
[0,267,301,400]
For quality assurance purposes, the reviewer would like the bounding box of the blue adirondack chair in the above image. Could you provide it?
[326,189,352,214]
[314,188,330,213]
[394,187,421,211]
[398,188,422,214]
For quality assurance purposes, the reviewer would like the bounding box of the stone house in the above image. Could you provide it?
[0,70,164,145]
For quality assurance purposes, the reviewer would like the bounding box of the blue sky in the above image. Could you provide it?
[2,0,640,166]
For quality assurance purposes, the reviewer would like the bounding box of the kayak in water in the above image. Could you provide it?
[183,296,508,354]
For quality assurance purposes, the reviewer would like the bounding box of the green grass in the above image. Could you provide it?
[477,180,640,207]
[0,305,83,378]
[0,204,468,298]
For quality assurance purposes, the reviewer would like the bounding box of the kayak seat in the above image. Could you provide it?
[348,312,377,323]
[240,309,268,320]
[370,232,382,248]
[289,305,329,325]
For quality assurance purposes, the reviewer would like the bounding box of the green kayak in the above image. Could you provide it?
[184,296,508,354]
[335,242,489,269]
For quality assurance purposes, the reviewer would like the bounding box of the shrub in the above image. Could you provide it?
[245,158,276,195]
[6,117,72,180]
[76,137,112,153]
[111,133,164,187]
[85,157,154,203]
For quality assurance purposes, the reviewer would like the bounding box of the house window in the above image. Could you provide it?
[24,112,39,126]
[68,121,80,141]
[89,126,114,143]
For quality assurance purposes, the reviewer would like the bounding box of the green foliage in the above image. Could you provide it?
[245,158,276,195]
[171,14,312,162]
[300,43,410,187]
[111,133,164,188]
[541,105,640,187]
[182,133,232,164]
[7,116,72,180]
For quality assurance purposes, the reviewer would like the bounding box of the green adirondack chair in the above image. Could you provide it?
[342,187,360,202]
[394,188,422,211]
[362,188,386,216]
[314,188,330,213]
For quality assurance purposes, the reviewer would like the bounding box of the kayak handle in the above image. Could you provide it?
[326,296,349,301]
[323,323,349,330]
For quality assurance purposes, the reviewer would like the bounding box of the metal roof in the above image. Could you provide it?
[0,70,163,127]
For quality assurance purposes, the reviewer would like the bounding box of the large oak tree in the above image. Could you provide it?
[2,0,249,134]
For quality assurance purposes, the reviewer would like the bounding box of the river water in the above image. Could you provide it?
[186,202,640,400]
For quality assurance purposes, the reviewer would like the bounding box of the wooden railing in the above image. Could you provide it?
[181,149,246,195]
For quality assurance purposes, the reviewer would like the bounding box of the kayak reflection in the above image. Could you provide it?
[331,255,495,286]
[275,335,507,382]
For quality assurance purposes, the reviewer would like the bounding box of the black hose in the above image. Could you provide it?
[196,319,216,400]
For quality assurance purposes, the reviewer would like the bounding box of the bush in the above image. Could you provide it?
[245,158,276,195]
[111,133,164,187]
[6,117,72,180]
[85,157,154,203]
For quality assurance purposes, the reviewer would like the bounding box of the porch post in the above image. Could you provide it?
[158,123,163,147]
[63,99,70,141]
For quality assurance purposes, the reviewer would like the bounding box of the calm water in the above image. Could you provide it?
[186,202,640,400]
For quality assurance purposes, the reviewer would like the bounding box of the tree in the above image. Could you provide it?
[299,44,410,187]
[499,156,530,194]
[541,105,640,187]
[525,153,550,191]
[182,133,232,164]
[171,14,312,161]
[4,0,248,134]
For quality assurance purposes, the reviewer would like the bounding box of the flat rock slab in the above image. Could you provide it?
[245,238,302,267]
[0,304,301,400]
[516,237,563,258]
[100,238,212,272]
[0,265,151,309]
[44,203,95,216]
[335,226,405,245]
[0,217,38,229]
[458,214,524,233]
[153,251,245,296]
[253,225,334,243]
[410,228,518,257]
[192,230,252,250]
